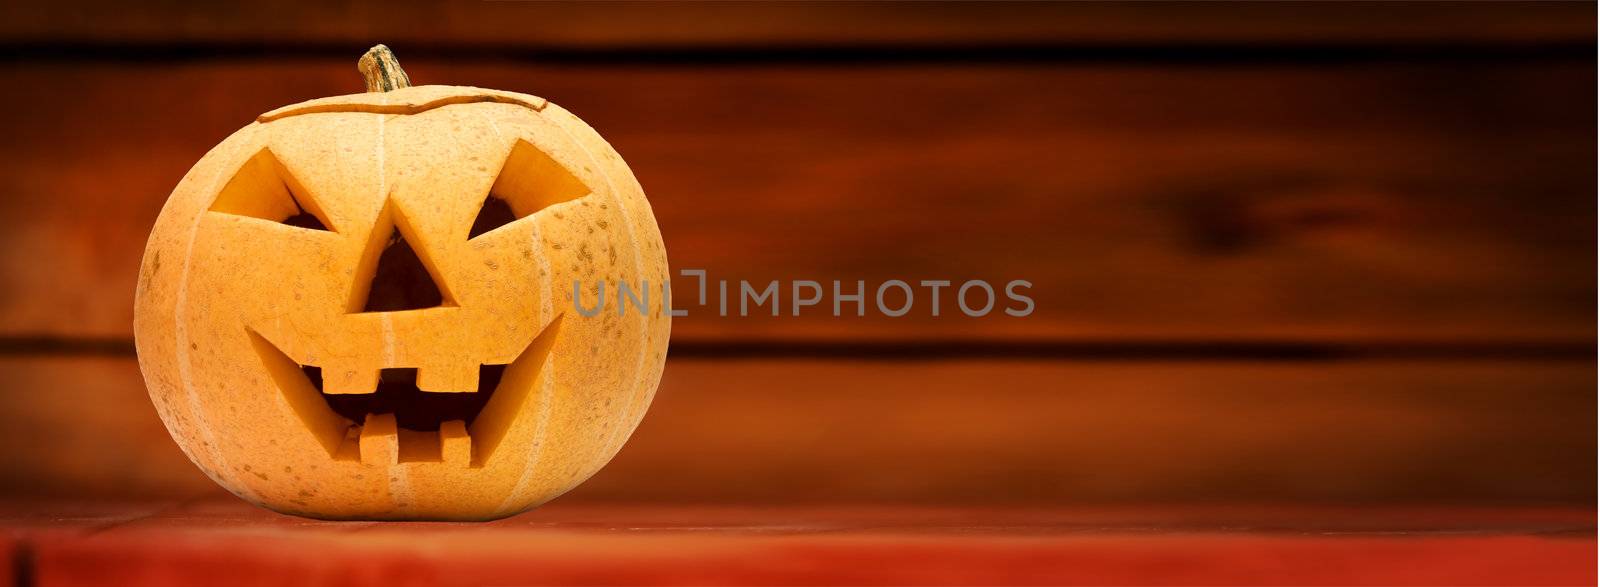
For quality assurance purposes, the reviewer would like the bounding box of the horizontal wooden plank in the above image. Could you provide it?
[0,3,1591,50]
[0,356,1590,503]
[0,61,1590,343]
[0,357,209,498]
[15,500,1594,587]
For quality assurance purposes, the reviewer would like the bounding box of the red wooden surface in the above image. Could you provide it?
[1,497,1591,586]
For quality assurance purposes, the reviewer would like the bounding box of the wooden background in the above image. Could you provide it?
[0,2,1592,505]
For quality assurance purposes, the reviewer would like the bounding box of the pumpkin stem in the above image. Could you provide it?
[358,44,412,93]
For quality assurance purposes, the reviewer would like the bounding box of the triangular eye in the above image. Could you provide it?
[209,148,335,232]
[468,139,589,240]
[468,195,516,239]
[283,209,329,231]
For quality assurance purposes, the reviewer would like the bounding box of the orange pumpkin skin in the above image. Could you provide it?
[134,82,670,521]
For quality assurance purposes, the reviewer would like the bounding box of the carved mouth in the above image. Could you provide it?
[247,317,560,467]
[311,366,501,434]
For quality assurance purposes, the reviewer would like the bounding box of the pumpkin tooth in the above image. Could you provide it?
[333,426,362,461]
[416,363,478,393]
[358,413,399,465]
[440,420,472,464]
[322,365,380,395]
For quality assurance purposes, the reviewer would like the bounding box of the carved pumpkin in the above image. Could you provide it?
[134,46,670,521]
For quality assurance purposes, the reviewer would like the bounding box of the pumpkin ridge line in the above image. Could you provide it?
[534,107,651,498]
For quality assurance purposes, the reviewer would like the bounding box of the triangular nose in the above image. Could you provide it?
[352,204,450,313]
[364,231,443,312]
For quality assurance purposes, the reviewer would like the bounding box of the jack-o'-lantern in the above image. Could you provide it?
[134,46,670,521]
